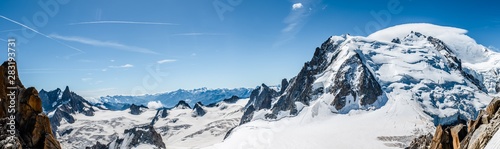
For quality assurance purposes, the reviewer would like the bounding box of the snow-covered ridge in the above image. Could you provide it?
[209,23,499,149]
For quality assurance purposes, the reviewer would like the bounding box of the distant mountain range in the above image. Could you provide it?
[95,87,253,110]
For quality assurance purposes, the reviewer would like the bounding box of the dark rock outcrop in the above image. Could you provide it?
[222,95,240,103]
[85,141,108,149]
[174,100,191,109]
[329,53,384,113]
[160,108,168,118]
[192,102,206,117]
[496,81,500,93]
[106,125,166,149]
[279,78,289,94]
[240,84,279,124]
[47,86,95,137]
[0,61,62,148]
[129,104,147,115]
[406,134,432,149]
[239,35,387,124]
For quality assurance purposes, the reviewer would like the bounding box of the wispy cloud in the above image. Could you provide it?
[69,21,178,26]
[50,34,158,54]
[109,64,134,68]
[292,3,303,10]
[78,59,95,63]
[0,28,23,33]
[0,15,84,54]
[0,38,6,42]
[172,33,226,36]
[275,0,320,46]
[81,78,93,82]
[157,59,177,64]
[19,68,101,74]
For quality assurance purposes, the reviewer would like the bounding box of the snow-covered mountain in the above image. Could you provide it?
[58,97,248,149]
[39,86,249,148]
[96,87,252,110]
[39,86,97,136]
[40,23,500,149]
[207,23,500,148]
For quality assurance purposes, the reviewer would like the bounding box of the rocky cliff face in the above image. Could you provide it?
[174,100,191,109]
[192,102,206,117]
[88,125,166,149]
[0,61,61,148]
[240,34,388,124]
[129,104,147,115]
[408,97,500,149]
[44,86,96,137]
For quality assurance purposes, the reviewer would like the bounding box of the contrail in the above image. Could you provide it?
[0,38,6,42]
[69,20,178,26]
[0,28,23,33]
[0,15,85,53]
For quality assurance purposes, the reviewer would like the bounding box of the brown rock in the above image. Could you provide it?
[0,60,61,149]
[430,125,453,149]
[450,124,467,149]
[486,98,500,118]
[460,97,500,149]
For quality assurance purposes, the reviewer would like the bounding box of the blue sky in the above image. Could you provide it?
[0,0,499,98]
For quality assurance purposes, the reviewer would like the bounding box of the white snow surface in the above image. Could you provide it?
[206,96,434,149]
[57,99,249,149]
[206,23,497,149]
[56,23,498,149]
[368,23,499,64]
[486,130,500,149]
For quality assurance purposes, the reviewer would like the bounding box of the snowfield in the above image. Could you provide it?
[56,23,499,149]
[207,95,434,149]
[206,23,498,149]
[57,99,249,149]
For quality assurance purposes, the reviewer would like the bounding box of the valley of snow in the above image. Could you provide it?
[56,99,249,149]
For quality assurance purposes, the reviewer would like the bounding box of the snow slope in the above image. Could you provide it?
[56,99,249,149]
[208,23,497,149]
[369,23,500,94]
[207,93,434,149]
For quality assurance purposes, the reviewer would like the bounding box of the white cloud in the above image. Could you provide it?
[157,59,177,64]
[81,78,93,82]
[49,34,158,54]
[109,64,134,68]
[275,1,318,46]
[292,3,303,10]
[120,64,134,68]
[172,33,225,36]
[147,101,164,109]
[110,60,115,62]
[69,21,178,26]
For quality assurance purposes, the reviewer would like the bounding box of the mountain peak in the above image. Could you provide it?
[368,23,495,64]
[174,100,191,109]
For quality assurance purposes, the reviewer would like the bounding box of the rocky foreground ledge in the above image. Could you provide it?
[408,97,500,149]
[0,61,61,149]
